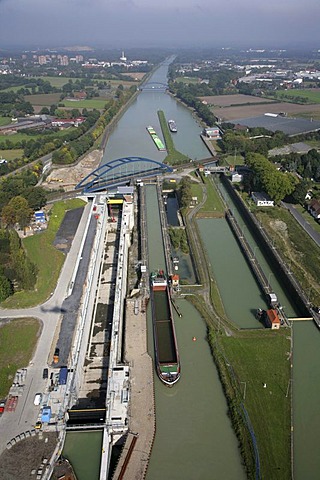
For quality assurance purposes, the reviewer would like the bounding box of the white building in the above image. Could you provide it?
[251,192,274,207]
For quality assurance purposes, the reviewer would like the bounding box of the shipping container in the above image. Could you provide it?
[59,366,68,385]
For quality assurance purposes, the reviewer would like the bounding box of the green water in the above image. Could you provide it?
[63,430,103,480]
[293,322,320,479]
[198,217,267,329]
[145,184,245,479]
[146,299,246,480]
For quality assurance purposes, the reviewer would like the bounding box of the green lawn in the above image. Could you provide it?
[0,116,12,127]
[0,318,40,398]
[157,110,190,165]
[0,126,78,146]
[1,198,86,308]
[256,207,320,304]
[190,182,203,204]
[218,329,292,480]
[0,148,24,161]
[197,176,225,216]
[224,153,245,166]
[294,204,320,234]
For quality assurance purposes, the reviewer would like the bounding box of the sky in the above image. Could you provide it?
[0,0,320,49]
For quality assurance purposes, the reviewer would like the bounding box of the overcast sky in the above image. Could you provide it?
[0,0,319,49]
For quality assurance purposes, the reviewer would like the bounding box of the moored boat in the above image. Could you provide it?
[146,126,166,151]
[150,270,180,386]
[168,119,177,132]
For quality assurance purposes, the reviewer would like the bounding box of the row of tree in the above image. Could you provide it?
[245,153,296,204]
[272,148,320,182]
[0,228,37,301]
[169,82,216,127]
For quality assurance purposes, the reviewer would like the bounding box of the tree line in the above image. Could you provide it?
[0,228,37,302]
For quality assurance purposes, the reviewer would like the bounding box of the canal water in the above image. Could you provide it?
[101,63,209,165]
[65,59,320,478]
[63,430,103,480]
[145,184,245,479]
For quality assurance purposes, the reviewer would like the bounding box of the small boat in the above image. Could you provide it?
[168,119,177,133]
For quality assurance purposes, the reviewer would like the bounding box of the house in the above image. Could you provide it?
[231,173,243,183]
[265,309,281,330]
[203,127,221,139]
[251,192,274,207]
[171,274,180,287]
[51,117,85,128]
[308,199,320,220]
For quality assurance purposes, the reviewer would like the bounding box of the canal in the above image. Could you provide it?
[145,184,245,479]
[65,58,319,478]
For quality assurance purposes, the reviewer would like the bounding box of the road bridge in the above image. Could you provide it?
[139,81,168,91]
[76,156,173,193]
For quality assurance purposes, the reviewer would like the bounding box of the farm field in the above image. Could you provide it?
[199,94,276,107]
[274,89,320,104]
[207,99,320,121]
[61,98,109,109]
[25,93,62,106]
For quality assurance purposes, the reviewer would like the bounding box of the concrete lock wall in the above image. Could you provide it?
[220,174,309,316]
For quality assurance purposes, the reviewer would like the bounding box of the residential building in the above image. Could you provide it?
[251,192,274,207]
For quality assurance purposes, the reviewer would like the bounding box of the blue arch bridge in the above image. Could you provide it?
[139,81,168,91]
[76,156,173,193]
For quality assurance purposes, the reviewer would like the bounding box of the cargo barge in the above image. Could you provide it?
[168,119,177,132]
[146,126,166,151]
[150,270,180,386]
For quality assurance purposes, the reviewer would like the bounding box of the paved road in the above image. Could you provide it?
[282,201,320,247]
[0,201,92,454]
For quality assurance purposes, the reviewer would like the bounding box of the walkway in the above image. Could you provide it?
[112,299,155,480]
[0,202,92,455]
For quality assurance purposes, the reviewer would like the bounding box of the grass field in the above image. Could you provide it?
[275,89,320,104]
[0,318,40,398]
[294,204,320,234]
[0,149,24,161]
[197,176,225,216]
[255,207,320,304]
[224,153,245,166]
[1,198,86,309]
[157,110,190,165]
[0,116,12,127]
[218,329,292,480]
[0,126,77,147]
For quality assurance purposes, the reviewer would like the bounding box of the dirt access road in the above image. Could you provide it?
[42,149,103,192]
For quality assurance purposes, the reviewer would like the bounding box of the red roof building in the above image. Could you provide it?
[265,309,281,330]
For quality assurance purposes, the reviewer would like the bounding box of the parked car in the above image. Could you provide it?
[33,393,42,406]
[53,348,60,364]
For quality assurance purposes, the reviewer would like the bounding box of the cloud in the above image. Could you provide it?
[0,0,319,48]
